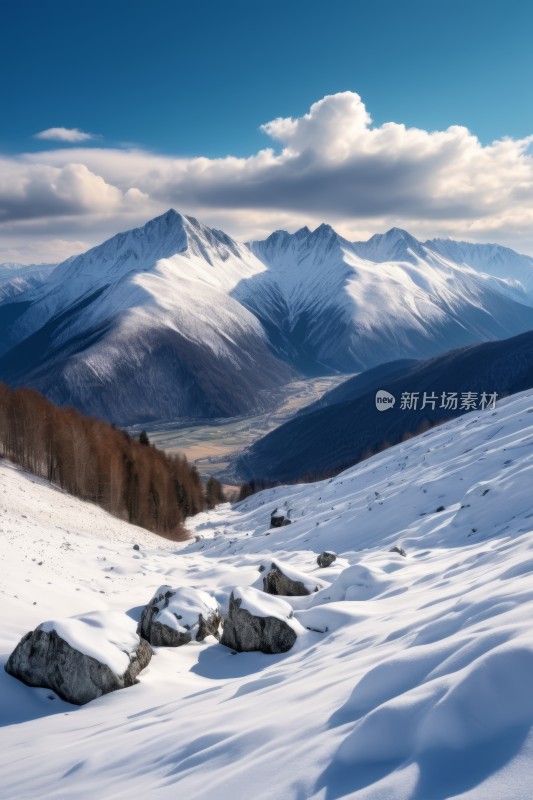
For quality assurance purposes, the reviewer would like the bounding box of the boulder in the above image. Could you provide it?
[389,546,407,557]
[270,508,292,528]
[317,551,337,568]
[4,611,151,706]
[139,585,221,647]
[221,587,299,654]
[262,561,321,596]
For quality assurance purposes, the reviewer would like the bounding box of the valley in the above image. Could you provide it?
[130,375,348,484]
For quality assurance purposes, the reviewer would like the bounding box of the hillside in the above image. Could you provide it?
[1,390,533,798]
[0,382,210,537]
[235,329,533,482]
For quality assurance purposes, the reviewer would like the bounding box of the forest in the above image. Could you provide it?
[0,383,225,539]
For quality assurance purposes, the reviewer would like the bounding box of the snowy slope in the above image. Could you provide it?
[427,237,533,301]
[0,262,55,302]
[1,390,533,799]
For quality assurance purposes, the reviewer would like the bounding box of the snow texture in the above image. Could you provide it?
[38,611,140,675]
[1,389,533,798]
[145,585,219,636]
[232,585,297,623]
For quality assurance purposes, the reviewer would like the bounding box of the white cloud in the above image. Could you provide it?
[0,159,150,223]
[3,92,533,261]
[34,127,95,143]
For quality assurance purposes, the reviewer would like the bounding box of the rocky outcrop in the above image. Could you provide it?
[139,585,221,647]
[221,587,299,654]
[270,509,292,528]
[5,612,151,705]
[317,551,337,568]
[260,560,325,597]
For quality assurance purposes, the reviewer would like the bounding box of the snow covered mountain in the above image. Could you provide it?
[2,390,533,798]
[0,262,55,302]
[427,237,533,301]
[0,211,294,423]
[2,210,533,424]
[245,225,533,372]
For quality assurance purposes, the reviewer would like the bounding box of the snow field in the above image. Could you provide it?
[1,390,533,798]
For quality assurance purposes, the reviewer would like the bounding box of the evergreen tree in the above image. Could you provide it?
[206,476,226,508]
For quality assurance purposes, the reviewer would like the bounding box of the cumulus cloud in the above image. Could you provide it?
[3,92,533,260]
[34,127,95,143]
[0,159,149,223]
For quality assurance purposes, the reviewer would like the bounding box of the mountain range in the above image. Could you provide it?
[0,262,55,302]
[1,210,533,424]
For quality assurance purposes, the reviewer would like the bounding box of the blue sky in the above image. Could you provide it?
[3,0,533,154]
[2,0,533,260]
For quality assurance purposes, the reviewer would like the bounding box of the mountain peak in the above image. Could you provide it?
[144,208,187,233]
[312,223,337,238]
[47,209,247,292]
[353,227,425,263]
[382,226,417,242]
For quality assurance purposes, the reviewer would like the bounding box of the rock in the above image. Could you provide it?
[317,551,337,568]
[132,544,140,551]
[221,587,299,654]
[258,560,327,596]
[389,545,407,557]
[139,585,221,647]
[270,508,292,528]
[262,561,320,596]
[4,611,151,706]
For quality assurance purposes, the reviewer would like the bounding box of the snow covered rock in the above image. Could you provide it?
[270,509,291,528]
[317,551,337,568]
[310,563,392,605]
[261,560,324,596]
[139,585,221,647]
[221,587,300,654]
[4,611,151,705]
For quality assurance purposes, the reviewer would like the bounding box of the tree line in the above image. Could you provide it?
[0,383,225,539]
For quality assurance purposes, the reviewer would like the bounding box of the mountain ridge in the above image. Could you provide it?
[234,328,533,483]
[2,210,533,424]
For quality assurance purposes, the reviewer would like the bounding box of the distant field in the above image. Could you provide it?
[130,376,349,486]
